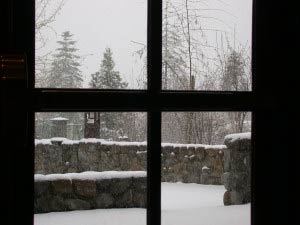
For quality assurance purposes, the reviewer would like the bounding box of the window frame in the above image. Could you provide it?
[26,0,256,225]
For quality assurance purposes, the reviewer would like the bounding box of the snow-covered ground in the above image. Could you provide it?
[34,182,250,225]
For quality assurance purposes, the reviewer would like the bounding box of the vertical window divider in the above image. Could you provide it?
[147,0,162,225]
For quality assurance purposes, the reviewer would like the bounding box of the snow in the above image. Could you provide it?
[34,182,250,225]
[35,139,52,145]
[136,150,147,154]
[118,135,128,139]
[35,171,146,182]
[78,138,103,144]
[224,132,251,143]
[202,166,210,170]
[35,209,146,225]
[161,142,226,150]
[74,138,147,146]
[50,117,69,121]
[50,137,68,142]
[35,138,227,150]
[99,140,147,147]
[62,140,80,145]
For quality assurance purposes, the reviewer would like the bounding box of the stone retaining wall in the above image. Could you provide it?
[34,171,146,213]
[223,132,251,205]
[35,138,226,185]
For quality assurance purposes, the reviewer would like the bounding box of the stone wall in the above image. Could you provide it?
[35,138,226,185]
[34,171,146,213]
[161,143,225,184]
[223,132,251,205]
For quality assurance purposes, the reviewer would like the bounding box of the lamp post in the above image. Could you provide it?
[84,112,100,138]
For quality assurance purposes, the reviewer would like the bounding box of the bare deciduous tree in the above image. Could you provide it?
[35,0,66,87]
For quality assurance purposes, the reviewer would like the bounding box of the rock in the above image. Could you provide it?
[73,179,96,198]
[78,143,100,171]
[51,179,72,194]
[49,196,68,212]
[95,193,114,208]
[195,146,206,160]
[223,190,232,206]
[61,144,78,173]
[223,133,251,205]
[34,196,51,213]
[187,146,195,155]
[49,145,63,173]
[222,172,231,190]
[223,148,231,172]
[65,199,91,211]
[132,177,147,193]
[34,173,148,213]
[202,166,211,174]
[132,193,146,208]
[35,180,50,196]
[228,191,245,205]
[163,146,173,154]
[119,153,130,170]
[229,152,249,172]
[110,178,131,195]
[224,172,250,191]
[117,190,133,208]
[96,179,112,192]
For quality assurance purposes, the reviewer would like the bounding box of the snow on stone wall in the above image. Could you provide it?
[34,171,147,213]
[35,138,226,185]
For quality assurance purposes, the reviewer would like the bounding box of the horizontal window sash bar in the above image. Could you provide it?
[30,89,260,111]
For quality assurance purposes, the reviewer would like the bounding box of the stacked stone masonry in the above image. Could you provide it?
[35,138,226,185]
[223,132,251,205]
[34,171,147,213]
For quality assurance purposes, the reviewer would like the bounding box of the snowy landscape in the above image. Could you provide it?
[35,182,250,225]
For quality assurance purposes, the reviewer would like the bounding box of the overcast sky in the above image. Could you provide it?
[37,0,252,88]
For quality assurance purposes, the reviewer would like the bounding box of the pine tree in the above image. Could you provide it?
[89,47,128,89]
[48,31,83,88]
[89,48,128,140]
[46,31,84,130]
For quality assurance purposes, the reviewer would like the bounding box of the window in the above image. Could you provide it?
[35,0,147,89]
[0,0,259,225]
[31,1,254,224]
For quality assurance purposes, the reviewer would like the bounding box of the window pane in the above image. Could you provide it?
[35,0,147,89]
[34,112,147,225]
[161,112,251,225]
[162,0,252,91]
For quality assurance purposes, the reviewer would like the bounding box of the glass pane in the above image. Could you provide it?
[162,112,251,225]
[162,0,252,91]
[35,0,147,89]
[34,112,147,225]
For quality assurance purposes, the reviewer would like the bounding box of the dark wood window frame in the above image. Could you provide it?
[3,0,296,225]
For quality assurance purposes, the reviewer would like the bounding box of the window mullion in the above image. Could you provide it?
[147,111,162,225]
[147,0,162,225]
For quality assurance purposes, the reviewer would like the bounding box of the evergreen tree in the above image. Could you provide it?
[48,31,83,88]
[89,47,128,89]
[89,48,128,140]
[46,31,84,130]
